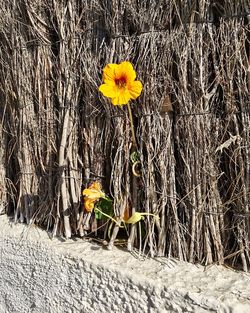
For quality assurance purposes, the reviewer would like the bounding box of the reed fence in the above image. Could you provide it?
[0,0,249,270]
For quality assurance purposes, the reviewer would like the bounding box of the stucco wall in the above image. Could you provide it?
[0,216,250,313]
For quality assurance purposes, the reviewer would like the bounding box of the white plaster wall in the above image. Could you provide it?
[0,216,250,313]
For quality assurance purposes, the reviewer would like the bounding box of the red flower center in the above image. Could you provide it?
[115,76,127,88]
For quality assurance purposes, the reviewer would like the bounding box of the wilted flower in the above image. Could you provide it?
[82,182,105,199]
[99,61,143,106]
[83,198,95,213]
[82,182,105,213]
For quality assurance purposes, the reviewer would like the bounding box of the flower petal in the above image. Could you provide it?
[118,61,136,82]
[111,90,131,106]
[82,189,101,200]
[99,84,117,98]
[82,188,105,200]
[89,182,102,190]
[84,198,95,212]
[82,181,105,200]
[128,80,143,99]
[111,97,121,106]
[123,205,131,222]
[103,63,118,84]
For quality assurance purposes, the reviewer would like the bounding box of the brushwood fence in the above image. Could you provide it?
[0,0,249,270]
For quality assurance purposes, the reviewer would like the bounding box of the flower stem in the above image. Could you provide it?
[94,207,121,227]
[127,102,138,149]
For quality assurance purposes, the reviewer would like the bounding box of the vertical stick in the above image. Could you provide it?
[58,109,71,238]
[127,102,139,251]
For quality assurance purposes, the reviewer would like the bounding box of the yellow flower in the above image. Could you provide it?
[99,61,143,106]
[82,182,105,200]
[84,198,95,213]
[82,182,105,213]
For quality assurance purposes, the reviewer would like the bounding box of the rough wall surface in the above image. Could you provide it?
[0,216,250,313]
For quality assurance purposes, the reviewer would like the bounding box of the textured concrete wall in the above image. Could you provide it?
[0,216,250,313]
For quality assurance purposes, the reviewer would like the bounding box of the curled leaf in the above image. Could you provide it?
[132,160,142,177]
[125,212,159,225]
[125,212,143,224]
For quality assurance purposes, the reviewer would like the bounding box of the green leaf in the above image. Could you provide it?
[130,151,140,163]
[94,198,114,220]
